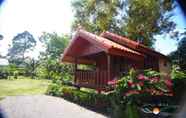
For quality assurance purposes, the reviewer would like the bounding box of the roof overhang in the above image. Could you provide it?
[61,29,145,64]
[101,31,169,60]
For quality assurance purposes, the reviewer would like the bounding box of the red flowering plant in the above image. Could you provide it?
[116,69,173,98]
[110,69,173,118]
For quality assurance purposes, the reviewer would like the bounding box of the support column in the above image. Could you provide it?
[107,54,111,81]
[74,58,77,84]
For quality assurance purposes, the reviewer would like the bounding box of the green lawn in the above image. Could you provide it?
[0,78,51,98]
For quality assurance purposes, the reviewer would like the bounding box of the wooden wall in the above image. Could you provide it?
[159,58,171,77]
[144,55,159,71]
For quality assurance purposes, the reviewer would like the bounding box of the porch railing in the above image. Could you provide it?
[75,70,108,89]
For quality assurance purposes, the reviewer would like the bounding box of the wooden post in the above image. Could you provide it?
[74,58,77,84]
[107,54,111,81]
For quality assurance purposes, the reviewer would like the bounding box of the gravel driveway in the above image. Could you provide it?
[0,95,108,118]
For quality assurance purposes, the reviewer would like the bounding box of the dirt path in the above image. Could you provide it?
[0,95,108,118]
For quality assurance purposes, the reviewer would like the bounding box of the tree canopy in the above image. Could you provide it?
[72,0,176,47]
[39,32,69,60]
[37,32,71,80]
[7,31,36,65]
[169,30,186,71]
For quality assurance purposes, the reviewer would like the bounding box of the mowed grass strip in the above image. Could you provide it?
[0,78,51,98]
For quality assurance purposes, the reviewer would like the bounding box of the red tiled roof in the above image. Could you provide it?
[101,31,168,59]
[61,29,148,63]
[78,29,143,56]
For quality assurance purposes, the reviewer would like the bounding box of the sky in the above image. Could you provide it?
[154,2,186,54]
[0,0,186,62]
[0,0,74,58]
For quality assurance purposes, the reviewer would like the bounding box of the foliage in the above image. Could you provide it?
[37,32,72,81]
[7,31,36,65]
[46,65,72,97]
[0,64,26,79]
[47,83,63,96]
[169,31,186,71]
[47,68,175,117]
[72,0,176,47]
[39,32,69,60]
[115,69,172,96]
[0,66,8,79]
[170,65,186,102]
[110,69,173,118]
[123,0,176,46]
[24,58,40,79]
[171,65,186,80]
[36,59,73,81]
[171,78,186,103]
[5,31,72,80]
[48,85,110,112]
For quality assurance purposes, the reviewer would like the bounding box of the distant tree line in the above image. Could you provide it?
[0,31,73,80]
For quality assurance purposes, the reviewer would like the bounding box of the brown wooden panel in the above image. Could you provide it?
[75,70,111,89]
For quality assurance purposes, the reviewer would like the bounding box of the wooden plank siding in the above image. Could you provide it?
[74,54,144,90]
[75,70,108,89]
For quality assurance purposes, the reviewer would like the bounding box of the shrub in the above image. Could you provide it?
[170,65,186,102]
[47,83,63,96]
[36,61,73,80]
[110,69,173,118]
[61,86,110,109]
[171,65,186,80]
[47,84,110,113]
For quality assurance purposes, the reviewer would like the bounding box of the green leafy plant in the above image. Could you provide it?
[47,83,62,96]
[171,65,186,80]
[110,69,173,118]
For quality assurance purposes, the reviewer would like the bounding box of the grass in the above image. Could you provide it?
[0,97,4,101]
[0,78,51,98]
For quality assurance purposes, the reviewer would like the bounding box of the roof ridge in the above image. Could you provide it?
[79,29,144,56]
[100,31,168,59]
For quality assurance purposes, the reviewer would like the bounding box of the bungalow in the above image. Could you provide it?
[61,29,171,91]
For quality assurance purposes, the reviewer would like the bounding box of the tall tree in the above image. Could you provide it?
[39,32,69,60]
[72,0,176,47]
[169,30,186,71]
[7,31,36,65]
[24,57,40,79]
[38,32,71,80]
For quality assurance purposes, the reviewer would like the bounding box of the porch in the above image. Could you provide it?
[73,52,143,91]
[73,53,113,91]
[75,70,108,89]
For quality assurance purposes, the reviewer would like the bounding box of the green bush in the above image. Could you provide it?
[61,86,109,109]
[110,69,173,118]
[47,82,110,112]
[171,65,186,80]
[47,83,63,96]
[36,60,73,81]
[170,65,186,102]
